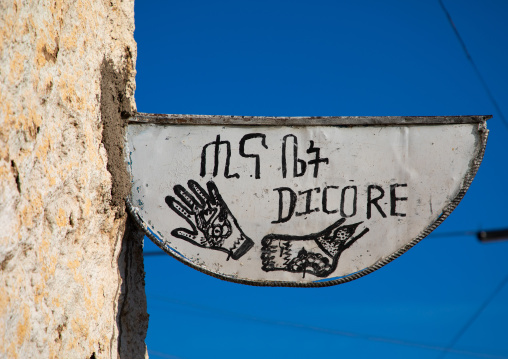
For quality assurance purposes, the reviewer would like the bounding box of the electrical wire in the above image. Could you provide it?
[146,293,508,359]
[428,230,478,238]
[433,6,508,351]
[438,272,508,359]
[143,250,167,256]
[438,0,508,130]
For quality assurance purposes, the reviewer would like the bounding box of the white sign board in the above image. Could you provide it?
[125,114,489,286]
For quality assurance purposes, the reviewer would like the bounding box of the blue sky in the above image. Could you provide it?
[134,1,508,358]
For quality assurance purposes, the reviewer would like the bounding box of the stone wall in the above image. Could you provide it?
[0,1,148,358]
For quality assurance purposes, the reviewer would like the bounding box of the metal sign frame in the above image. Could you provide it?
[126,113,490,287]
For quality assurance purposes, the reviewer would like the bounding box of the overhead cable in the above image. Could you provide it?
[147,293,508,359]
[438,0,508,130]
[438,272,508,359]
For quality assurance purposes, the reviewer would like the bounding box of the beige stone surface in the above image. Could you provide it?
[0,0,147,358]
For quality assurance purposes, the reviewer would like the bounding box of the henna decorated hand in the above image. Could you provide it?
[165,180,254,260]
[261,219,369,278]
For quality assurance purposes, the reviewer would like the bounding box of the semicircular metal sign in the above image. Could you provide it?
[125,114,489,287]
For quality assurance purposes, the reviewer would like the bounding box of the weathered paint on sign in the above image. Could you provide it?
[125,114,489,286]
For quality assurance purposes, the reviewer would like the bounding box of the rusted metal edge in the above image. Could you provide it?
[129,112,492,126]
[126,122,489,287]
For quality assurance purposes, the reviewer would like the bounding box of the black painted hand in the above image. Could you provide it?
[165,180,254,260]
